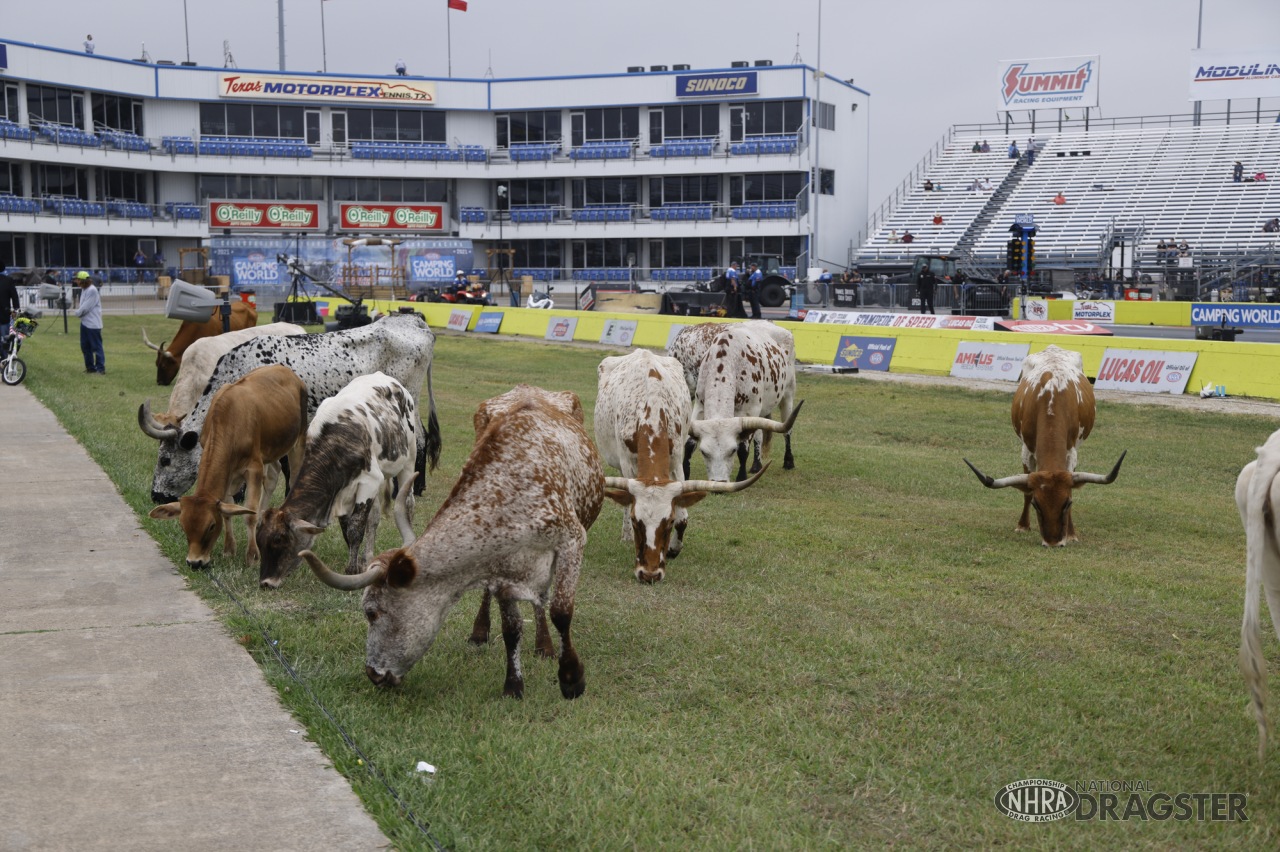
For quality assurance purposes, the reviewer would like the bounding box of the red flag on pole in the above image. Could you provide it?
[448,0,467,10]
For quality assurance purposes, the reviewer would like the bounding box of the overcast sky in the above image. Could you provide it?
[6,0,1279,209]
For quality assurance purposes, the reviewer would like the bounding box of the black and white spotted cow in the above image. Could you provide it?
[140,311,441,504]
[255,371,420,589]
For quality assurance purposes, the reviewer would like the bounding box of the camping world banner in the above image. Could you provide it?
[997,55,1099,110]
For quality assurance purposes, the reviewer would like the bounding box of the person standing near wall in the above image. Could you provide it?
[74,271,105,374]
[916,264,936,315]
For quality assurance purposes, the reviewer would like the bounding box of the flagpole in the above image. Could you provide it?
[447,0,453,78]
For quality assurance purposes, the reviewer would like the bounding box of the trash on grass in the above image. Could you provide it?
[416,760,436,775]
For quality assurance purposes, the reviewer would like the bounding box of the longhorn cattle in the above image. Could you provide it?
[141,322,305,432]
[667,320,794,408]
[301,385,604,700]
[149,365,307,568]
[686,325,803,482]
[596,349,767,583]
[256,372,420,589]
[142,300,258,385]
[140,311,441,504]
[964,345,1126,546]
[1235,428,1280,759]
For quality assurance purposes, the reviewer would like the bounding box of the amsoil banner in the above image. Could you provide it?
[339,203,446,232]
[209,201,320,230]
[949,341,1030,382]
[998,55,1099,110]
[1189,49,1280,101]
[1095,349,1197,395]
[1072,300,1115,324]
[219,73,436,104]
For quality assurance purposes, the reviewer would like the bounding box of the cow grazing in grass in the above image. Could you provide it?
[139,322,305,432]
[686,325,803,482]
[301,385,603,700]
[964,345,1126,546]
[256,372,420,589]
[1235,428,1280,759]
[596,349,768,583]
[140,311,440,504]
[667,320,794,406]
[149,365,307,568]
[142,300,258,385]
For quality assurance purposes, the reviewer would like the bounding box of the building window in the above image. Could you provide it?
[513,239,561,270]
[572,239,637,268]
[736,99,803,136]
[503,178,562,208]
[0,161,21,195]
[333,177,446,203]
[0,233,26,270]
[33,164,89,199]
[730,171,807,205]
[579,107,639,143]
[649,175,720,208]
[92,94,144,134]
[651,237,719,268]
[813,101,835,131]
[200,175,325,201]
[3,85,20,123]
[819,168,835,196]
[199,103,309,139]
[98,168,147,203]
[344,108,445,144]
[729,235,805,267]
[27,84,83,128]
[656,104,720,141]
[497,110,562,148]
[571,177,639,208]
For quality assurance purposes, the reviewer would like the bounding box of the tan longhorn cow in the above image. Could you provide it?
[965,345,1126,546]
[142,300,258,385]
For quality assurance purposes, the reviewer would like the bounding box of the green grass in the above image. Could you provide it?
[20,315,1280,849]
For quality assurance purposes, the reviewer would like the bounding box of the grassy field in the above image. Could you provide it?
[18,314,1280,849]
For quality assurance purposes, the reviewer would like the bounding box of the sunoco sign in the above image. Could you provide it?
[676,71,758,98]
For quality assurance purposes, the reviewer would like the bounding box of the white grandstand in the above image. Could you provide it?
[858,120,1280,283]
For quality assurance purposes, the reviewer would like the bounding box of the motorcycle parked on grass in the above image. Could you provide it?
[2,311,39,385]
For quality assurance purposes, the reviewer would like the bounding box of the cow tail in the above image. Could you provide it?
[1242,449,1280,760]
[415,361,442,496]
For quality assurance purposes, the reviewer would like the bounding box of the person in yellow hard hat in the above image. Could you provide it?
[74,271,104,374]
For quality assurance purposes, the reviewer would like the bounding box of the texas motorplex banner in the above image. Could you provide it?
[1191,302,1280,329]
[803,310,998,331]
[219,73,436,104]
[209,201,320,230]
[949,341,1030,382]
[1095,349,1198,395]
[1189,48,1280,101]
[546,316,579,342]
[1072,300,1115,324]
[208,236,474,289]
[339,203,446,232]
[998,55,1099,110]
[833,336,896,372]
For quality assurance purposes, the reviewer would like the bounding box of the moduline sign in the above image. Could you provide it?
[339,203,445,232]
[997,55,1099,110]
[676,71,758,98]
[209,201,320,230]
[219,73,436,104]
[1191,303,1280,329]
[1189,48,1280,101]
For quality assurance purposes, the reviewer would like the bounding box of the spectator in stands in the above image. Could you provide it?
[1008,141,1020,159]
[932,213,943,226]
[1234,161,1244,182]
[1156,239,1168,255]
[395,59,407,76]
[83,35,95,55]
[971,140,982,153]
[1026,137,1037,166]
[1263,217,1280,233]
[980,177,994,191]
[1052,192,1066,205]
[1178,239,1190,256]
[1254,172,1268,182]
[980,140,991,153]
[916,264,936,315]
[152,250,165,269]
[923,179,934,192]
[888,230,900,243]
[901,230,915,244]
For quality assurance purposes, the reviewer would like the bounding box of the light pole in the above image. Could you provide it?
[182,0,191,63]
[321,0,330,73]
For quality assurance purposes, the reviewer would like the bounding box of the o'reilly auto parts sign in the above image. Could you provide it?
[209,201,320,230]
[339,203,445,232]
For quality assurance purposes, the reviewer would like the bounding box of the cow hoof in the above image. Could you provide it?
[783,460,795,470]
[467,631,490,647]
[535,645,557,659]
[503,680,524,700]
[559,677,586,700]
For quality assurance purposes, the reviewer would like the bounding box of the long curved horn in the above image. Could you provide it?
[736,399,806,435]
[138,399,179,440]
[681,461,771,494]
[1072,450,1128,486]
[141,328,161,352]
[300,549,387,591]
[964,458,1029,490]
[603,476,632,490]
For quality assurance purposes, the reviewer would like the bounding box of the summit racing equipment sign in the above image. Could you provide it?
[1095,348,1197,395]
[1189,48,1280,101]
[218,74,436,104]
[997,55,1099,110]
[676,71,758,98]
[339,203,444,232]
[209,201,320,230]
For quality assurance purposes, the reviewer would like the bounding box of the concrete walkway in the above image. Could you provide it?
[0,386,388,851]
